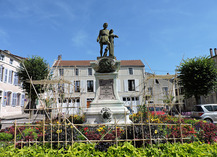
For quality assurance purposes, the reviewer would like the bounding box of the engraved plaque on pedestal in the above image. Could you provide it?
[99,79,115,100]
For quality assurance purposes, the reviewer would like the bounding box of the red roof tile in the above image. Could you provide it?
[54,60,144,67]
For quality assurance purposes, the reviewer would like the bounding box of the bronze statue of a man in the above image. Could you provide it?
[97,23,110,57]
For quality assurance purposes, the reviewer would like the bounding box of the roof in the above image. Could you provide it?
[53,60,144,67]
[0,50,25,60]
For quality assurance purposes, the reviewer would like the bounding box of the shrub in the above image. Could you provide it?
[124,124,166,147]
[68,114,85,124]
[2,142,217,156]
[194,121,217,143]
[166,124,196,140]
[0,132,13,141]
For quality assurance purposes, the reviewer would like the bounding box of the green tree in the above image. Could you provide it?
[178,56,217,104]
[18,56,49,111]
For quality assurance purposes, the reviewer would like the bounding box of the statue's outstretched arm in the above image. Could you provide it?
[97,30,101,42]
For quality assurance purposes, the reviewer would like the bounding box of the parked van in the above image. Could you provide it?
[191,104,217,123]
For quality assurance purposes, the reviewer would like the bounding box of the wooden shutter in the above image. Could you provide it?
[124,80,128,92]
[135,79,139,91]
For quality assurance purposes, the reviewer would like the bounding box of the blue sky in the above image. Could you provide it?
[1,0,217,74]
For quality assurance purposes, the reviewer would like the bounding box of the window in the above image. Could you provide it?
[88,68,92,76]
[74,81,80,92]
[0,54,4,61]
[14,72,19,85]
[75,68,79,76]
[129,68,133,75]
[59,69,64,76]
[87,80,94,92]
[6,92,12,106]
[17,93,21,106]
[58,83,64,93]
[148,87,153,96]
[213,105,217,111]
[193,106,203,111]
[10,59,13,64]
[128,80,135,91]
[204,105,213,111]
[155,79,159,84]
[0,66,3,82]
[162,87,169,96]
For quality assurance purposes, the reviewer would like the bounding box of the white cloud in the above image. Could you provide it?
[71,30,88,47]
[0,28,9,45]
[54,1,76,20]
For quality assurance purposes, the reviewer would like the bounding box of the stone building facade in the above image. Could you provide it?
[0,50,25,118]
[52,57,145,115]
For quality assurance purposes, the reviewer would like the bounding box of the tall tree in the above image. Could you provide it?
[178,56,217,104]
[18,56,49,110]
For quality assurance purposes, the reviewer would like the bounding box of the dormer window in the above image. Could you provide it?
[0,54,4,61]
[10,59,13,64]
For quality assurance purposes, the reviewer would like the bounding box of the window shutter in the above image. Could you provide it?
[117,79,121,92]
[12,93,17,107]
[64,83,69,94]
[13,72,15,85]
[9,70,13,84]
[0,66,2,82]
[93,80,96,92]
[21,94,25,107]
[3,92,7,107]
[135,79,139,91]
[70,80,74,93]
[124,80,128,92]
[4,69,8,83]
[81,80,87,93]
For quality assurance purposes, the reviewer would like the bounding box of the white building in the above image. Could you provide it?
[144,73,176,106]
[0,50,25,118]
[52,56,145,115]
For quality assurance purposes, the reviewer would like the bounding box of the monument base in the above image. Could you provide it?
[85,102,132,124]
[84,59,132,124]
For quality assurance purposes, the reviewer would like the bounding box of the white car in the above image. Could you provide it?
[191,104,217,123]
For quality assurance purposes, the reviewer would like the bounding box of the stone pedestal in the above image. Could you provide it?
[84,58,132,124]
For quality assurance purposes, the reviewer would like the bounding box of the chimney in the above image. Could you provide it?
[3,50,11,54]
[58,55,62,60]
[210,48,213,57]
[215,48,217,56]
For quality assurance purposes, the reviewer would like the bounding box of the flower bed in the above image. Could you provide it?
[0,112,217,149]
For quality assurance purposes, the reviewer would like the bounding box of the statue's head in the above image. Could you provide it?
[109,29,113,34]
[103,23,108,28]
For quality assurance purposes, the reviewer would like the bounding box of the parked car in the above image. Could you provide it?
[191,104,217,123]
[148,106,166,115]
